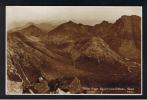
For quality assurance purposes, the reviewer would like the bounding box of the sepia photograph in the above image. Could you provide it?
[6,6,142,95]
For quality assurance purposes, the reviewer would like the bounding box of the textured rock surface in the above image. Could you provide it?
[94,15,141,59]
[7,15,141,94]
[7,80,23,94]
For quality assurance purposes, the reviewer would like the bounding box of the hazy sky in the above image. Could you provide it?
[6,6,142,29]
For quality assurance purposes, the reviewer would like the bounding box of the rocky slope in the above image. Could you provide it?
[47,15,141,60]
[94,15,141,60]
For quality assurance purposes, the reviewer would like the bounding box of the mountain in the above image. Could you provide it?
[7,31,95,86]
[7,15,141,94]
[36,22,56,32]
[48,21,95,40]
[46,15,141,60]
[18,24,46,36]
[94,15,141,60]
[8,22,40,33]
[94,20,113,36]
[8,22,57,33]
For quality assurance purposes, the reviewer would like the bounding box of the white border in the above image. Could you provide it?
[5,6,143,95]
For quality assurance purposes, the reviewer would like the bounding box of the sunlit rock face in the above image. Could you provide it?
[94,15,141,60]
[7,80,23,94]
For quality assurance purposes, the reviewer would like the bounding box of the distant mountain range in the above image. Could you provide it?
[8,22,57,33]
[47,15,141,60]
[7,15,141,94]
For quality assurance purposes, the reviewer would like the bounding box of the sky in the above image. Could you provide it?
[6,6,142,29]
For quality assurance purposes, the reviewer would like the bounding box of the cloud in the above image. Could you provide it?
[6,6,142,29]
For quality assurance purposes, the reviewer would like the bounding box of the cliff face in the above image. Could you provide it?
[7,15,141,94]
[94,15,141,60]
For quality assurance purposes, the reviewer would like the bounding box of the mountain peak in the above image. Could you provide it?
[27,24,38,29]
[100,21,110,25]
[116,15,141,24]
[55,20,78,29]
[18,24,45,37]
[121,15,140,19]
[21,24,41,32]
[68,20,74,23]
[65,20,77,25]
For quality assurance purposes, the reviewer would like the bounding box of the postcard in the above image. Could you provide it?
[6,6,142,95]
